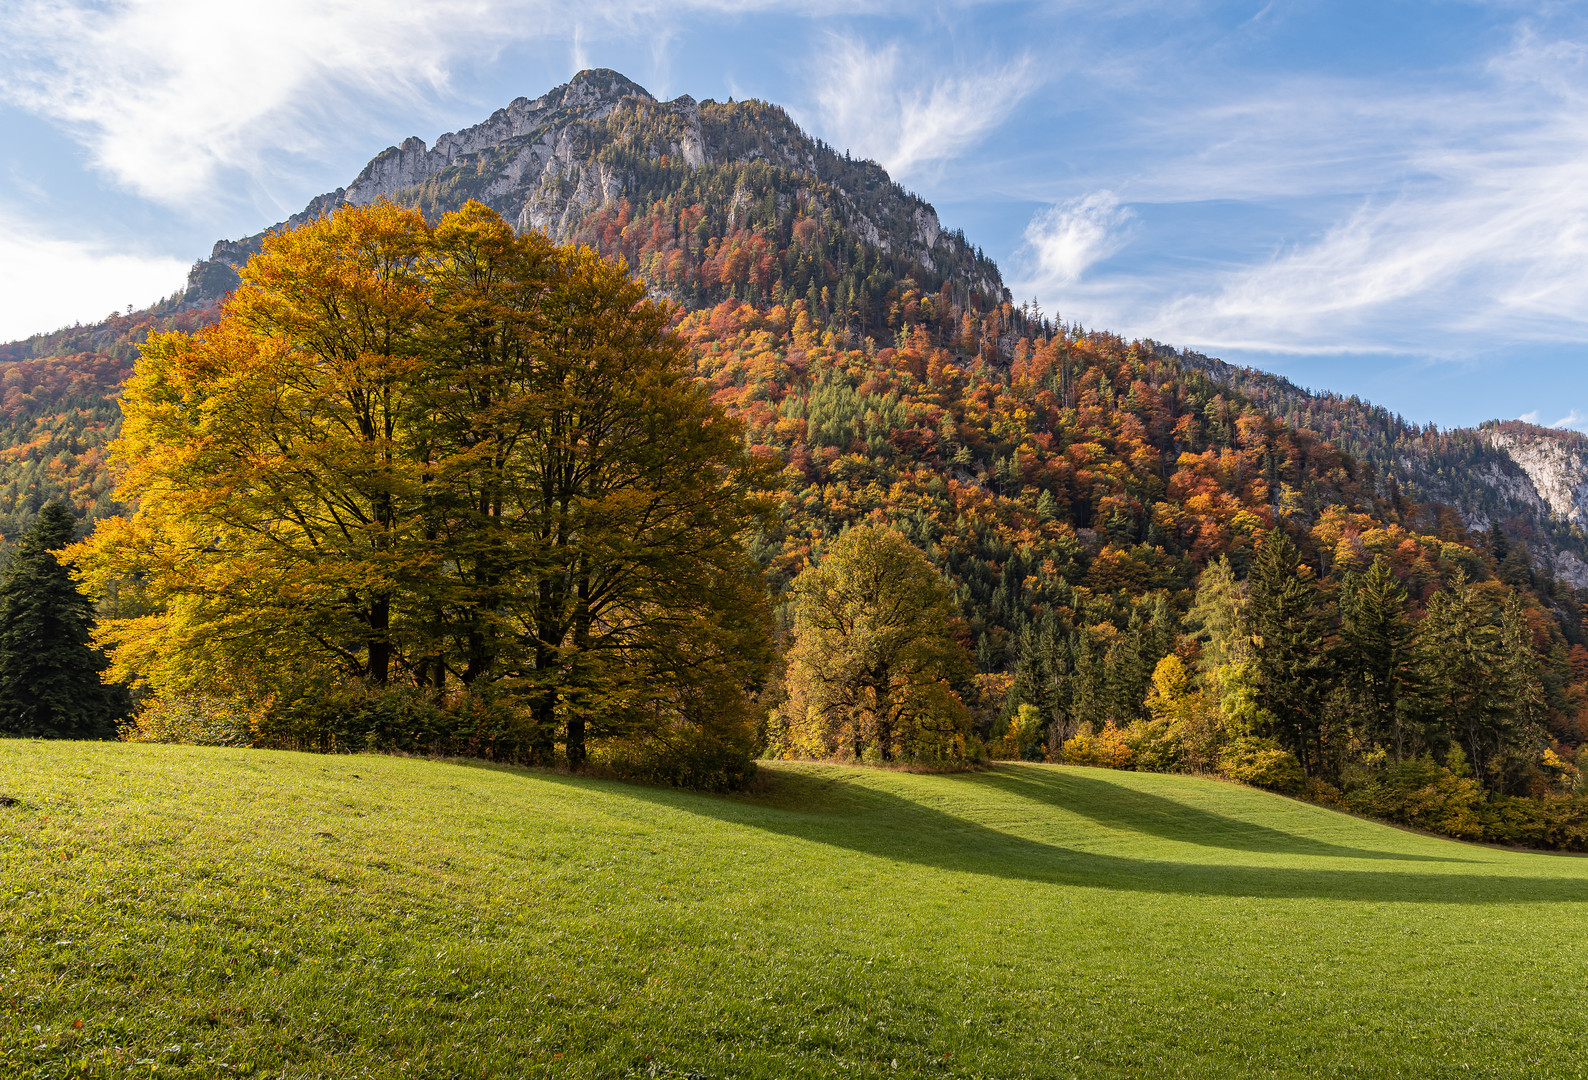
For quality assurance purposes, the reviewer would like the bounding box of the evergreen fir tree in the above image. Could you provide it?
[1337,556,1416,759]
[0,503,125,738]
[1247,531,1333,774]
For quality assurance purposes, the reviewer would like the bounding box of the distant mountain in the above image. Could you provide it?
[1178,352,1588,585]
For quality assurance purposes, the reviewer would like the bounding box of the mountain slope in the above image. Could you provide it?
[1179,350,1588,586]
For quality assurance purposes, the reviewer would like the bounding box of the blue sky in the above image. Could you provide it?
[3,1,1588,431]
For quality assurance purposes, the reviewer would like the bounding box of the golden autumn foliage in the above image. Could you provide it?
[775,525,977,764]
[71,200,774,770]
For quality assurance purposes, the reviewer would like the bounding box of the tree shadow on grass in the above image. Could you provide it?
[490,764,1588,905]
[967,766,1467,864]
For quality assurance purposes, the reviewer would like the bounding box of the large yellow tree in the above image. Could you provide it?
[75,200,773,767]
[778,525,975,763]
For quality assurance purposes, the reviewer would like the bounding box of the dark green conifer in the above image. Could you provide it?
[1337,556,1416,759]
[0,503,125,738]
[1247,530,1333,774]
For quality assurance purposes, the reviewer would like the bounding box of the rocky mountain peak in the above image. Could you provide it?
[181,68,1005,311]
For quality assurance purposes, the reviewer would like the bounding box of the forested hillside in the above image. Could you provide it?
[676,300,1588,798]
[0,305,219,539]
[1182,351,1588,585]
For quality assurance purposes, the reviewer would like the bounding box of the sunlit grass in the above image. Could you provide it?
[3,742,1587,1078]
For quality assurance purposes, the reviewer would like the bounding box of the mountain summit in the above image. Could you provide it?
[187,68,1007,326]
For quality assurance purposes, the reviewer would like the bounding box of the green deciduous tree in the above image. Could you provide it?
[0,503,126,738]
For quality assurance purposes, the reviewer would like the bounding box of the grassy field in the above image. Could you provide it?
[3,744,1588,1079]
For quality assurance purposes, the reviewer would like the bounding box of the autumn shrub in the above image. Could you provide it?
[1476,796,1588,851]
[1062,722,1135,769]
[1217,736,1304,795]
[257,683,536,761]
[1343,757,1484,840]
[1123,717,1182,772]
[121,693,260,747]
[594,721,758,792]
[989,703,1045,761]
[1304,777,1344,806]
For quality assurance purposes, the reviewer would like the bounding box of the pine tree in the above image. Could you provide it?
[1337,556,1415,759]
[1409,572,1537,788]
[0,503,125,738]
[1247,531,1333,774]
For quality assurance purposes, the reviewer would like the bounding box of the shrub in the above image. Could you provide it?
[989,703,1044,761]
[1123,717,1182,773]
[1063,722,1135,769]
[594,721,758,792]
[1478,796,1588,851]
[121,694,260,747]
[1344,757,1484,840]
[257,682,536,761]
[1218,737,1304,795]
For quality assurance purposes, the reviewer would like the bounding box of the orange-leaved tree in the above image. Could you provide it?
[72,200,774,771]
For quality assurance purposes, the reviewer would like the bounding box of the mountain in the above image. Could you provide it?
[183,69,1008,330]
[9,64,1588,760]
[1178,352,1588,585]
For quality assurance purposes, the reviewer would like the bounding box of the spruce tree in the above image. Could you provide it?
[0,503,124,738]
[1337,556,1415,759]
[1247,530,1333,774]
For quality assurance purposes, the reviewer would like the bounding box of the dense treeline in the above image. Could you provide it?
[1180,351,1588,576]
[671,296,1588,842]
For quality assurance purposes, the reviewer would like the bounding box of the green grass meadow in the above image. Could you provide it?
[3,742,1587,1078]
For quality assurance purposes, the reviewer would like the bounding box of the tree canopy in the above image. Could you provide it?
[0,502,125,738]
[776,525,974,763]
[74,201,773,768]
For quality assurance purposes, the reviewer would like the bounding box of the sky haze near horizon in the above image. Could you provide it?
[3,1,1588,432]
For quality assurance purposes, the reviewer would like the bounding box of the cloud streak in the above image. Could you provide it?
[0,212,188,341]
[1010,26,1588,361]
[809,35,1038,180]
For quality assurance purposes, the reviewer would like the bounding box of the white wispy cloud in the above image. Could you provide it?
[0,212,188,341]
[0,0,856,208]
[1021,191,1135,291]
[808,35,1038,180]
[1519,408,1588,432]
[1011,26,1588,360]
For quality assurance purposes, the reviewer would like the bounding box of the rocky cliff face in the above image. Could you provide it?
[1478,424,1588,530]
[184,69,1004,308]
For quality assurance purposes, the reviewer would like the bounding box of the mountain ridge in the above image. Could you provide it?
[183,68,1005,314]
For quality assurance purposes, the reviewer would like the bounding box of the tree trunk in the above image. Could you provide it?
[368,596,390,686]
[566,562,593,770]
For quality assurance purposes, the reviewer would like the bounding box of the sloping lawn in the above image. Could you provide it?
[3,742,1586,1078]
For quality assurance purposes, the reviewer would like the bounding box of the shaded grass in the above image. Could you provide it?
[3,742,1588,1078]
